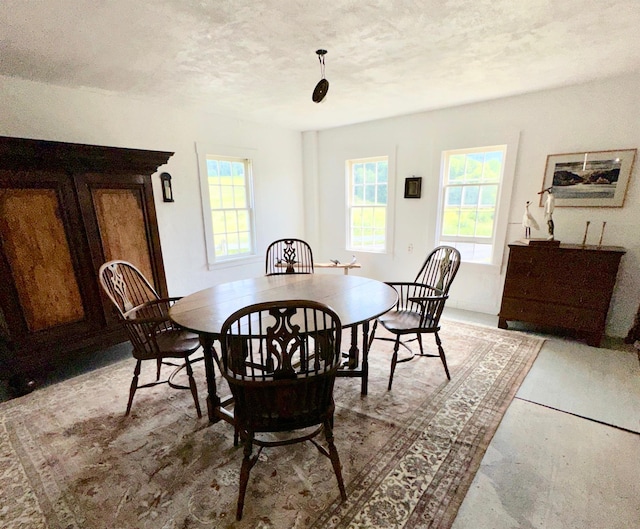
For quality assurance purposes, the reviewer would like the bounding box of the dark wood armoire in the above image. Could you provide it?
[0,136,173,392]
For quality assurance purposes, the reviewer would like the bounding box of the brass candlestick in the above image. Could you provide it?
[597,221,606,247]
[582,221,590,246]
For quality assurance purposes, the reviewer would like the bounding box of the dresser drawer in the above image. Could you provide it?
[499,297,605,333]
[502,277,615,311]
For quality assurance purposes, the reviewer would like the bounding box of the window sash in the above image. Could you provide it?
[438,146,506,261]
[206,155,254,260]
[347,156,389,252]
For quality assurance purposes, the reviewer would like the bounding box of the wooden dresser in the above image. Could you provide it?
[498,241,625,346]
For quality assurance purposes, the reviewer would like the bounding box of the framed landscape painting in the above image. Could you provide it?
[540,149,636,207]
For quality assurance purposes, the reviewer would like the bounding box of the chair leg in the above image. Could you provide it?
[388,336,401,390]
[126,360,142,415]
[435,331,451,380]
[324,419,347,501]
[237,433,254,521]
[184,356,202,418]
[156,358,162,381]
[416,333,424,355]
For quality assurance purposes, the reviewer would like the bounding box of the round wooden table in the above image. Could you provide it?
[170,274,398,422]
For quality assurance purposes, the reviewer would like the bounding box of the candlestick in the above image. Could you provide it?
[598,221,606,247]
[582,221,590,246]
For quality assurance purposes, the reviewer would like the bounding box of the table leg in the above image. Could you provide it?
[360,321,370,396]
[348,327,359,369]
[200,334,220,423]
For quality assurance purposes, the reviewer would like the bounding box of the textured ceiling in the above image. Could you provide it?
[2,0,640,131]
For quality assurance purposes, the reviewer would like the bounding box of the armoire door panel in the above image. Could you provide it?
[0,188,84,331]
[92,187,155,287]
[75,171,168,302]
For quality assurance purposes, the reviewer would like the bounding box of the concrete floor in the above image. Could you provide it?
[444,308,640,529]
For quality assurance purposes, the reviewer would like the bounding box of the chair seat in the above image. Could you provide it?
[132,329,200,360]
[378,310,437,333]
[155,329,200,355]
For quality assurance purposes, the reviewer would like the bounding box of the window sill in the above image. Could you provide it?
[206,255,263,271]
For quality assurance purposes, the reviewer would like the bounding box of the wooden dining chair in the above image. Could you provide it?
[369,246,461,390]
[219,299,347,520]
[98,260,202,417]
[265,238,314,275]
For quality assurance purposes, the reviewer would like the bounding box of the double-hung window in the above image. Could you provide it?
[437,145,506,264]
[198,152,255,265]
[346,156,389,252]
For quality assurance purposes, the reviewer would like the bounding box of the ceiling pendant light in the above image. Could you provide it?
[312,49,329,103]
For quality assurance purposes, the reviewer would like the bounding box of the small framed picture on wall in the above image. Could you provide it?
[404,177,422,199]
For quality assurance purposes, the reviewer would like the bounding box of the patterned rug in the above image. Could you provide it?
[1,321,543,529]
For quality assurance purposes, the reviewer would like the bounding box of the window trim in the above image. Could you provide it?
[345,155,393,254]
[196,143,258,269]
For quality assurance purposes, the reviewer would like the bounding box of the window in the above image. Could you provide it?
[198,152,255,264]
[437,145,506,264]
[346,156,389,252]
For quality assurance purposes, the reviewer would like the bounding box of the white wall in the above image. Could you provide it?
[307,73,640,338]
[0,76,304,296]
[2,73,638,338]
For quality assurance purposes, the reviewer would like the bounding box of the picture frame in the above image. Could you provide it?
[404,176,422,199]
[540,149,636,207]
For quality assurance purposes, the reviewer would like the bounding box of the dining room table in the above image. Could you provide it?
[169,273,398,423]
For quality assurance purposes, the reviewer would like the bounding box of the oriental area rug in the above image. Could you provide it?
[1,321,543,529]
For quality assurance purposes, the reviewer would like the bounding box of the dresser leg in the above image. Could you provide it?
[498,318,508,329]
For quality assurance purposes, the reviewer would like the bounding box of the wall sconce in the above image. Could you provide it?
[160,172,174,202]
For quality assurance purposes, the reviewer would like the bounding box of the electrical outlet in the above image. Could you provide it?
[408,244,414,254]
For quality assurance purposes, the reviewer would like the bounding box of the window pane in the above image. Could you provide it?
[446,186,462,206]
[231,161,244,177]
[377,162,388,183]
[476,209,495,237]
[207,159,219,177]
[462,186,480,206]
[237,210,249,231]
[226,232,239,254]
[353,184,365,205]
[365,163,376,184]
[458,209,477,236]
[442,208,460,236]
[377,183,388,205]
[212,211,226,234]
[234,186,246,207]
[219,161,232,176]
[365,185,376,203]
[225,211,238,232]
[482,152,503,182]
[465,154,484,182]
[374,207,386,229]
[449,155,465,183]
[238,231,251,253]
[353,163,364,185]
[220,186,234,207]
[479,185,497,206]
[209,186,222,209]
[362,207,374,227]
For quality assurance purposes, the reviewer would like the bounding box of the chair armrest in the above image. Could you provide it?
[124,299,174,323]
[407,294,448,303]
